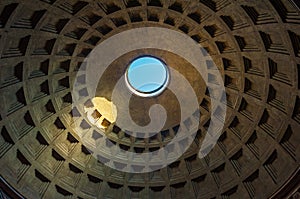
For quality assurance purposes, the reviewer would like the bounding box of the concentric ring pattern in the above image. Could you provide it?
[0,0,299,198]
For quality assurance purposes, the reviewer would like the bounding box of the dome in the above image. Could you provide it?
[0,0,299,198]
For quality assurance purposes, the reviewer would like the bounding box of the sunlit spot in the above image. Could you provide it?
[84,97,117,130]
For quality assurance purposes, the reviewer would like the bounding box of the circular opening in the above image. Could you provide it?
[125,56,169,97]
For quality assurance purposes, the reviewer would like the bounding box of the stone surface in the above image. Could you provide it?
[0,0,299,198]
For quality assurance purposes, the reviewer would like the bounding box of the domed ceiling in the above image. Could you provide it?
[0,0,299,198]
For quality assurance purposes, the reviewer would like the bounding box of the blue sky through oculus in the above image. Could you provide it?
[127,56,168,93]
